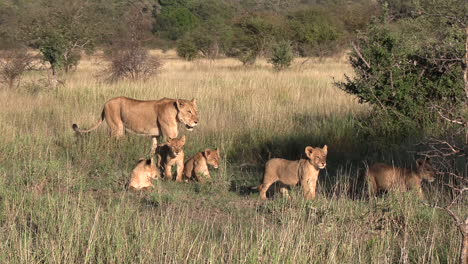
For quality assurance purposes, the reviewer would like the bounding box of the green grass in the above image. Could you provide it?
[0,56,464,263]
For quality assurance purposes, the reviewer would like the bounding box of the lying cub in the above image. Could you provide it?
[129,157,159,190]
[259,145,328,200]
[367,158,436,198]
[156,136,186,181]
[183,148,220,183]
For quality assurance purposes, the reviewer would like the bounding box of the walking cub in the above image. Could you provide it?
[259,145,328,200]
[129,157,159,190]
[367,158,436,198]
[156,136,186,181]
[184,149,221,183]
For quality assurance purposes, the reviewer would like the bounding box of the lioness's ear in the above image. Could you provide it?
[305,146,314,157]
[322,145,328,154]
[191,98,197,106]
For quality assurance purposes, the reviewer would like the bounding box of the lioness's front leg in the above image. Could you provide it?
[150,136,158,156]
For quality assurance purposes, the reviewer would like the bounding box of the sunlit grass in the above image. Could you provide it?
[0,52,462,263]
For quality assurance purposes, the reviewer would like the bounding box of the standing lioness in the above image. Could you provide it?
[259,145,328,200]
[72,96,199,154]
[367,159,436,198]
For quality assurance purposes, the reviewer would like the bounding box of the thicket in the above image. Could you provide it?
[0,0,378,67]
[337,1,467,143]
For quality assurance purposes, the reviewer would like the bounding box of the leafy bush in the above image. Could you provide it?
[176,38,199,61]
[287,7,345,57]
[269,40,294,71]
[336,13,465,140]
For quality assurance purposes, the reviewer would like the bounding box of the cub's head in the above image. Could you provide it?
[176,99,199,131]
[204,148,221,169]
[305,145,328,170]
[416,158,436,182]
[168,136,186,157]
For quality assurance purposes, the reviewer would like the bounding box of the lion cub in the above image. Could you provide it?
[129,157,160,190]
[156,136,186,181]
[259,145,328,200]
[367,158,436,198]
[183,149,220,183]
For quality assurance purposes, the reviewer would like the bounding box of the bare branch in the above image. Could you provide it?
[351,42,371,69]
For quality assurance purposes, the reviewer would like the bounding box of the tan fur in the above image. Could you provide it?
[72,96,199,154]
[367,159,436,198]
[259,145,328,200]
[156,135,186,181]
[184,149,220,183]
[129,157,159,190]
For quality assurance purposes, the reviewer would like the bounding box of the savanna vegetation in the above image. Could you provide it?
[0,0,466,263]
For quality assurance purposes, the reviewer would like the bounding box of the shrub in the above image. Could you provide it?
[336,11,465,141]
[268,40,294,71]
[103,45,162,82]
[176,38,198,61]
[0,49,33,89]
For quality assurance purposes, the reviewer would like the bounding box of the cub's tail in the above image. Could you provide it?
[250,184,263,191]
[72,109,105,134]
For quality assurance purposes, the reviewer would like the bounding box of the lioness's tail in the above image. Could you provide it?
[72,109,105,134]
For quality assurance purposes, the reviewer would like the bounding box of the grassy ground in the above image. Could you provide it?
[0,51,464,263]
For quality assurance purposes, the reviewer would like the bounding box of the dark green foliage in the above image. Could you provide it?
[269,40,294,71]
[337,8,465,141]
[154,6,199,40]
[176,37,198,61]
[287,7,345,57]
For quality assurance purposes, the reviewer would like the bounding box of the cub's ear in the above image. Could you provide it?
[204,149,212,157]
[175,99,184,109]
[305,146,314,157]
[191,98,197,106]
[180,135,186,143]
[416,158,424,167]
[322,145,328,154]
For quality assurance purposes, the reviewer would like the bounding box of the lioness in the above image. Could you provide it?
[156,135,186,181]
[183,149,220,183]
[72,96,199,154]
[259,145,328,200]
[367,159,436,198]
[129,157,159,190]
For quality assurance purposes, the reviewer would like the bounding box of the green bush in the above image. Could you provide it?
[176,37,199,61]
[336,12,465,141]
[268,40,294,71]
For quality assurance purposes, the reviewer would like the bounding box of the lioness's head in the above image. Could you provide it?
[204,148,221,169]
[168,136,186,157]
[416,158,436,182]
[176,99,199,131]
[305,145,328,169]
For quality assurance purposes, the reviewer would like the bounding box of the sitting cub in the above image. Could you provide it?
[156,136,186,181]
[129,157,159,190]
[184,148,220,183]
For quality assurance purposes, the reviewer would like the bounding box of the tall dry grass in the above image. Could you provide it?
[0,52,463,263]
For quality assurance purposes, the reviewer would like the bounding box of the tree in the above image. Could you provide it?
[268,40,294,71]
